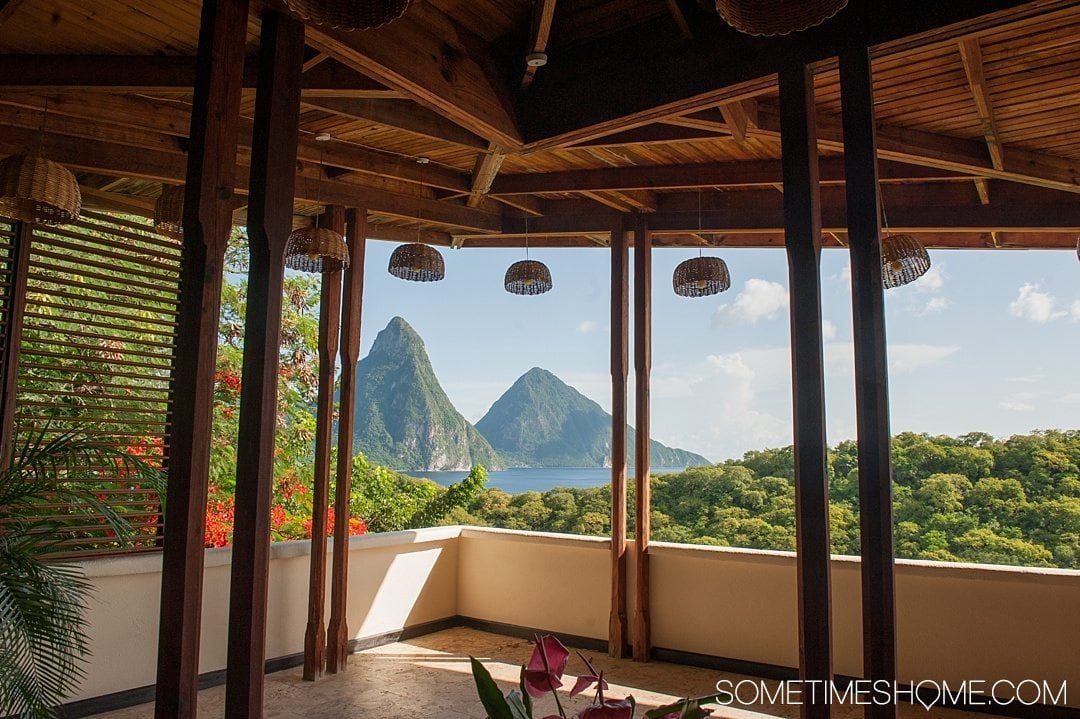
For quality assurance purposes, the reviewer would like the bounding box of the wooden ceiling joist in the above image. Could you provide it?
[0,54,403,99]
[957,37,1006,171]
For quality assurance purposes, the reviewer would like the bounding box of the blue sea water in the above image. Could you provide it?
[405,466,688,495]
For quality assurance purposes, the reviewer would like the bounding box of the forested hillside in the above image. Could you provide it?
[444,430,1080,569]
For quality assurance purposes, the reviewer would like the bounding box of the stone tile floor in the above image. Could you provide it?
[93,627,1011,719]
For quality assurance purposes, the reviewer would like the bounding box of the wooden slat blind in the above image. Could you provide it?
[13,210,180,556]
[0,221,15,414]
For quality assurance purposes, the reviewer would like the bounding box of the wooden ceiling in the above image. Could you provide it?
[0,0,1078,249]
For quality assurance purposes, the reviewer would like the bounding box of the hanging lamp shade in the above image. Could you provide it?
[285,226,349,273]
[673,256,731,297]
[881,233,931,288]
[283,0,409,30]
[0,154,81,226]
[153,184,185,239]
[714,0,847,36]
[504,259,552,296]
[388,243,444,282]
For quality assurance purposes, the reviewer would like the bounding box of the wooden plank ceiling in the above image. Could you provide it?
[0,0,1077,249]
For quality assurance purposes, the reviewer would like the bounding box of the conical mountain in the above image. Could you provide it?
[354,317,502,471]
[476,367,710,468]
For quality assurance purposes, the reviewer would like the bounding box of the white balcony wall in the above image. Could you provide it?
[72,526,1079,709]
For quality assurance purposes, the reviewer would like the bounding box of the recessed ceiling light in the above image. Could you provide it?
[526,52,548,68]
[315,132,332,142]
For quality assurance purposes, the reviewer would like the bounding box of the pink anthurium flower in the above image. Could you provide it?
[578,698,635,719]
[570,672,609,697]
[523,634,571,698]
[656,709,713,719]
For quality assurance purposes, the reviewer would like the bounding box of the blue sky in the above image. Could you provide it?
[357,239,1080,462]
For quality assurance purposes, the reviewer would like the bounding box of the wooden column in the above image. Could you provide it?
[326,208,366,673]
[224,11,304,719]
[0,221,31,466]
[155,0,249,715]
[631,212,651,662]
[779,61,833,719]
[609,218,629,658]
[303,206,345,681]
[840,46,898,719]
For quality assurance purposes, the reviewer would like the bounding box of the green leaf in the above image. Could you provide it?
[642,693,730,719]
[506,689,532,719]
[470,656,514,719]
[518,664,533,716]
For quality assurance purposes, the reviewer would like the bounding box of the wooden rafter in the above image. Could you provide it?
[301,97,488,149]
[305,6,521,148]
[302,52,330,73]
[468,145,506,207]
[522,0,557,88]
[974,178,991,205]
[957,37,1005,171]
[664,0,693,41]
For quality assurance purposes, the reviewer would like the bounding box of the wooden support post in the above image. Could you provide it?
[609,217,629,658]
[631,212,651,663]
[839,46,898,719]
[779,61,833,719]
[326,208,366,673]
[224,11,304,719]
[303,206,345,681]
[0,221,31,466]
[155,0,249,715]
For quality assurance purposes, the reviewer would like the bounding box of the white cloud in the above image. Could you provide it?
[1072,300,1080,321]
[999,400,1035,412]
[575,320,598,335]
[888,343,960,373]
[1007,375,1041,384]
[822,320,837,340]
[914,263,946,292]
[1009,283,1066,323]
[831,265,851,283]
[712,279,788,326]
[917,296,951,316]
[1056,393,1080,404]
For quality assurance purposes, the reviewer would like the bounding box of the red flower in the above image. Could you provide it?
[523,635,570,698]
[578,698,635,719]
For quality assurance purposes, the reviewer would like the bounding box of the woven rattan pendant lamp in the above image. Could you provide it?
[388,157,445,282]
[283,0,409,30]
[504,215,552,295]
[285,138,349,273]
[0,98,82,227]
[673,191,731,297]
[878,197,930,289]
[154,184,185,239]
[715,0,847,36]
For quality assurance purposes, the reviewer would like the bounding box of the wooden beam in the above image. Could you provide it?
[305,7,521,148]
[522,0,557,88]
[304,207,344,682]
[974,178,991,205]
[958,37,1005,171]
[779,61,832,719]
[611,190,658,213]
[491,157,964,194]
[517,0,1042,149]
[753,102,1080,194]
[327,209,366,673]
[632,212,651,663]
[302,52,330,73]
[468,146,506,207]
[301,97,488,149]
[582,190,634,213]
[155,0,250,716]
[0,122,498,231]
[0,221,30,467]
[78,186,156,218]
[225,12,305,719]
[839,45,897,719]
[665,0,693,41]
[609,219,629,659]
[0,54,400,98]
[718,99,755,144]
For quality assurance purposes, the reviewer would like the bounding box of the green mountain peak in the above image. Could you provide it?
[476,367,711,469]
[353,317,502,471]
